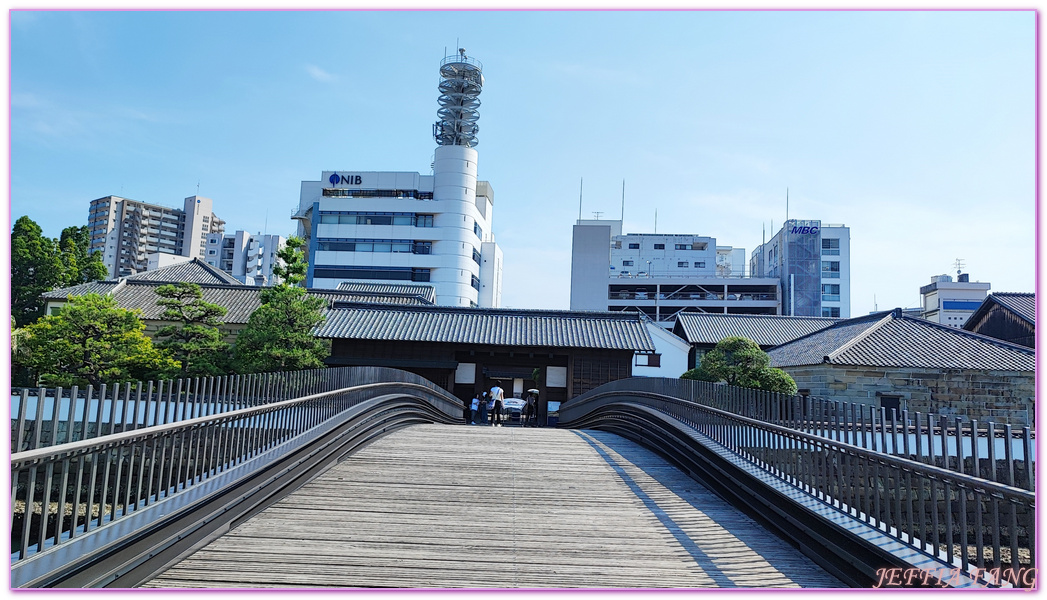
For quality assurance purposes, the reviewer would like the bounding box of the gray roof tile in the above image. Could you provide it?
[674,313,838,347]
[315,303,656,351]
[769,309,1034,371]
[334,282,436,304]
[964,292,1036,327]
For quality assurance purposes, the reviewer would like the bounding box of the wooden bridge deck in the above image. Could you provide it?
[143,424,843,588]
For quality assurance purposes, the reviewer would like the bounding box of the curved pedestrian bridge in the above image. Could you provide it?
[144,424,842,588]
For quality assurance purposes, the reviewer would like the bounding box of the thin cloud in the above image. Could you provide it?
[305,64,336,82]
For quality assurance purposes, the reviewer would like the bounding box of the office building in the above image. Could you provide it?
[920,273,991,328]
[750,219,851,318]
[570,219,781,327]
[87,195,226,278]
[294,50,502,308]
[205,231,286,286]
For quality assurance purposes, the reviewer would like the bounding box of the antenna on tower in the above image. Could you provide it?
[786,188,789,222]
[654,209,658,233]
[953,258,965,275]
[578,178,583,220]
[621,179,626,221]
[592,211,604,220]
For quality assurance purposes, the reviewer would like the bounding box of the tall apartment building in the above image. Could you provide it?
[570,219,781,327]
[750,219,851,318]
[87,195,225,278]
[204,231,286,286]
[920,273,990,328]
[294,50,503,308]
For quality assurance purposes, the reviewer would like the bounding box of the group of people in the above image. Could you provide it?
[468,384,539,427]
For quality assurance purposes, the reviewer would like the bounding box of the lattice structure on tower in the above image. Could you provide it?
[433,49,484,147]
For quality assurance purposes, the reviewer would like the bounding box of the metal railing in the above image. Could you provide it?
[581,378,1034,490]
[10,366,463,586]
[559,381,1035,587]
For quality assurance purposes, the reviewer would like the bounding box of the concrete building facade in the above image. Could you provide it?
[920,273,991,328]
[293,52,502,308]
[205,231,286,286]
[87,195,225,278]
[570,219,780,327]
[750,219,850,318]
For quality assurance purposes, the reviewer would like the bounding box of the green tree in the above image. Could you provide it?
[272,235,308,285]
[754,367,799,395]
[154,282,230,377]
[232,235,329,373]
[57,225,108,286]
[681,336,797,395]
[18,294,181,387]
[233,285,329,373]
[11,216,63,327]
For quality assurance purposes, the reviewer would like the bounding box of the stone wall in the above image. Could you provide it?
[783,365,1034,426]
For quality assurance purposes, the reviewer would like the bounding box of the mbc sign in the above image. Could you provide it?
[790,226,820,235]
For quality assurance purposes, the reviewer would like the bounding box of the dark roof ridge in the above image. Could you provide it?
[774,309,895,348]
[328,301,644,320]
[895,313,1036,355]
[677,312,837,321]
[823,312,896,363]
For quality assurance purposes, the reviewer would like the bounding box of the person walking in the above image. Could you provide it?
[489,383,504,427]
[478,391,489,425]
[523,393,535,427]
[469,394,480,425]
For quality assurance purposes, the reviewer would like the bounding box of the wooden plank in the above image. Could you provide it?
[143,424,843,588]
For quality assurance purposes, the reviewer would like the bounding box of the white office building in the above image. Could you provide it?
[88,195,225,278]
[920,273,991,328]
[204,231,286,286]
[750,219,851,318]
[294,51,502,308]
[570,219,781,327]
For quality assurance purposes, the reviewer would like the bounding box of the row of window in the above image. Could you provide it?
[822,307,841,317]
[318,212,435,227]
[625,242,698,251]
[313,266,432,282]
[321,189,434,199]
[316,239,433,254]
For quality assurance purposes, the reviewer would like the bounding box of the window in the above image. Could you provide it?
[677,261,688,268]
[416,214,434,227]
[474,222,483,239]
[822,238,840,255]
[635,353,661,367]
[318,212,417,226]
[821,283,840,302]
[822,261,841,278]
[654,244,665,250]
[208,249,217,255]
[675,244,688,250]
[413,242,432,255]
[822,307,841,317]
[312,266,430,282]
[209,237,218,244]
[472,248,482,264]
[470,275,480,290]
[628,243,640,249]
[695,262,705,268]
[622,260,634,266]
[316,239,415,253]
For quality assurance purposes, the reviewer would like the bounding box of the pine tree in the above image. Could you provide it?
[19,294,181,387]
[154,282,231,377]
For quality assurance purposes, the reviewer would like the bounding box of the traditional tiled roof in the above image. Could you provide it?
[41,281,121,299]
[315,303,656,351]
[769,309,1034,371]
[121,258,244,285]
[335,282,436,304]
[43,282,431,324]
[673,313,838,348]
[964,292,1036,328]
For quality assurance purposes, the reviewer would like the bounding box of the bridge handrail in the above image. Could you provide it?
[559,386,1035,587]
[11,366,464,586]
[568,377,1034,490]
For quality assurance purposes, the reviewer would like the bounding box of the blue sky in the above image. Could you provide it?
[9,9,1036,315]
